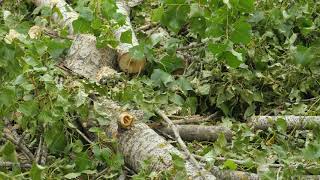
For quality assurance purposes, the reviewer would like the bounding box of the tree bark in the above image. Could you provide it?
[94,98,215,179]
[158,125,233,142]
[249,116,320,130]
[32,0,78,34]
[32,0,146,73]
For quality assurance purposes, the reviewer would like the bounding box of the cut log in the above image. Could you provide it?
[114,0,146,73]
[94,98,215,179]
[249,116,320,130]
[32,0,146,73]
[158,125,233,142]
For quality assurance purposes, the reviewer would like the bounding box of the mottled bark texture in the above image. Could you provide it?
[64,34,119,82]
[210,166,259,180]
[94,99,215,179]
[32,0,78,34]
[249,116,320,130]
[159,125,233,142]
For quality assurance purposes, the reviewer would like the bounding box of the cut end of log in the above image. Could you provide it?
[118,53,146,73]
[118,112,135,129]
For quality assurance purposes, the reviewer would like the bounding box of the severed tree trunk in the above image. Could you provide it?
[94,98,216,179]
[32,0,146,73]
[159,125,233,142]
[249,116,320,130]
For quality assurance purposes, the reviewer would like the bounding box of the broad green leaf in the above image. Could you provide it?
[129,44,145,60]
[75,151,92,171]
[64,172,81,179]
[76,6,93,21]
[0,141,17,162]
[189,3,204,17]
[73,18,91,34]
[230,20,252,44]
[44,123,67,154]
[30,164,45,180]
[222,51,243,68]
[75,90,88,107]
[0,86,16,107]
[293,45,314,65]
[151,6,164,22]
[276,118,287,132]
[161,4,190,33]
[120,30,132,44]
[223,159,237,170]
[150,69,174,86]
[158,55,184,73]
[238,0,254,12]
[18,100,38,117]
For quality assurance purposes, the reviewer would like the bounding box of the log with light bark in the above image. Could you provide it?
[158,125,233,142]
[94,98,216,179]
[249,116,320,130]
[32,0,146,74]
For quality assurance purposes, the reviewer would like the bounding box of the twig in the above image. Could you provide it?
[40,141,48,165]
[43,28,75,40]
[176,42,206,51]
[2,131,35,162]
[35,136,43,163]
[0,161,32,169]
[75,128,94,145]
[172,112,218,124]
[135,23,157,32]
[155,108,215,179]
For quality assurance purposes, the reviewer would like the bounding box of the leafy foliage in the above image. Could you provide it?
[1,0,320,179]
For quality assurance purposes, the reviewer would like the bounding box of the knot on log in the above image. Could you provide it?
[118,112,135,130]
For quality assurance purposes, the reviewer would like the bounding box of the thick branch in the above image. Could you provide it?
[158,125,232,142]
[249,116,320,130]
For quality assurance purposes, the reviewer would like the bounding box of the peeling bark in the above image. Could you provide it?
[64,34,119,82]
[249,116,320,130]
[159,125,232,142]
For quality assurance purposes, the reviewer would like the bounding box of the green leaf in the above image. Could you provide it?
[18,100,38,117]
[276,118,287,132]
[197,84,211,95]
[73,18,92,34]
[120,30,132,44]
[189,3,204,17]
[75,151,92,171]
[238,0,254,13]
[158,55,184,73]
[230,20,252,44]
[64,173,81,179]
[171,153,185,171]
[30,164,45,180]
[76,6,93,21]
[222,51,243,68]
[129,44,145,60]
[208,43,228,56]
[223,159,237,170]
[46,39,69,58]
[293,45,314,65]
[44,123,66,154]
[0,86,16,107]
[170,93,185,106]
[151,6,164,22]
[151,69,174,86]
[75,90,88,107]
[303,143,320,160]
[176,77,193,94]
[161,4,190,33]
[0,141,17,162]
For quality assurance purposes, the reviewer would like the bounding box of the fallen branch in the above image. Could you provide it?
[93,99,215,179]
[170,112,218,124]
[2,131,35,162]
[158,125,232,142]
[249,116,320,130]
[155,108,215,179]
[0,161,32,169]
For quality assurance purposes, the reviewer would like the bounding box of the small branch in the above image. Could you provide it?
[43,28,75,40]
[2,131,35,162]
[176,42,206,51]
[75,128,94,145]
[172,112,218,124]
[0,161,32,169]
[155,108,215,179]
[40,141,48,165]
[35,136,43,164]
[135,23,157,32]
